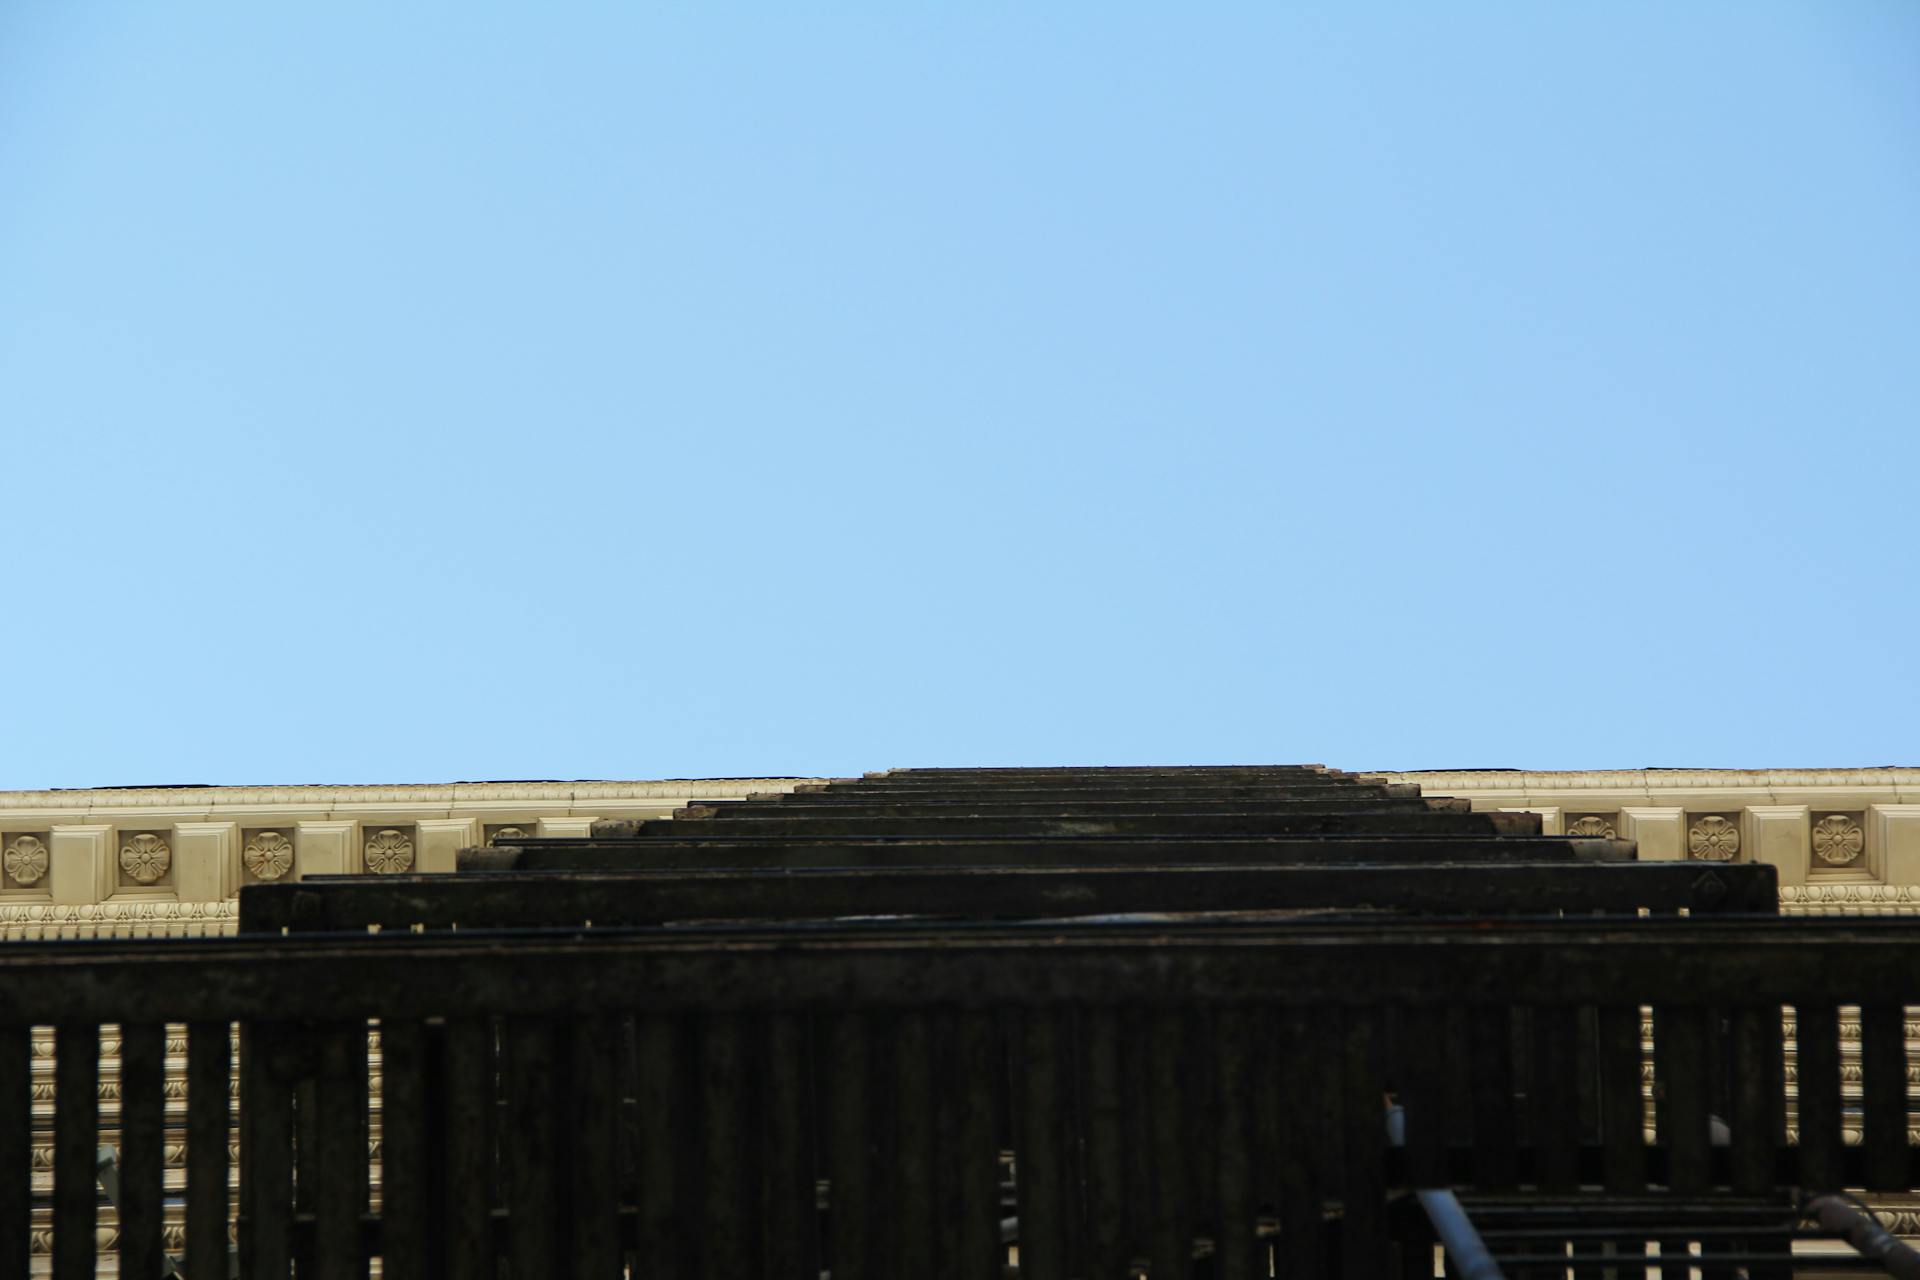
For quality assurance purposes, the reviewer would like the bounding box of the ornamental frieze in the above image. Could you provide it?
[3,834,48,887]
[118,832,172,885]
[242,830,294,881]
[1686,815,1740,861]
[363,828,416,875]
[1811,812,1867,866]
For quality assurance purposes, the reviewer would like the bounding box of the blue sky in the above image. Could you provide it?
[2,4,1916,787]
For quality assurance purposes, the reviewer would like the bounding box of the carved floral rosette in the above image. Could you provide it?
[119,833,172,885]
[487,826,528,846]
[1565,815,1616,839]
[1811,814,1866,866]
[3,835,48,887]
[243,831,295,881]
[364,829,415,875]
[1687,816,1739,861]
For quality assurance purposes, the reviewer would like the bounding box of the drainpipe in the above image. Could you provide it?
[1384,1106,1505,1280]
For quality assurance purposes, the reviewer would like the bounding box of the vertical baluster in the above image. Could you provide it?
[1083,1008,1126,1280]
[1274,1007,1326,1280]
[1398,1006,1449,1190]
[1119,1009,1155,1276]
[119,1022,167,1280]
[827,1011,873,1280]
[1598,1005,1645,1194]
[442,1018,493,1277]
[1530,1005,1580,1193]
[956,1011,1001,1280]
[1146,1009,1189,1279]
[0,1026,26,1280]
[1467,1006,1517,1190]
[1340,1010,1388,1280]
[1861,1003,1908,1192]
[1250,1007,1282,1280]
[894,1012,936,1278]
[54,1022,99,1280]
[185,1022,232,1280]
[1016,1011,1069,1280]
[568,1015,621,1280]
[1727,1005,1782,1195]
[1656,1007,1711,1195]
[1795,1004,1843,1191]
[762,1012,816,1280]
[242,1023,294,1280]
[380,1020,429,1280]
[294,1069,318,1249]
[635,1013,690,1279]
[703,1012,755,1279]
[314,1021,368,1280]
[1215,1008,1256,1280]
[1186,1008,1220,1276]
[505,1018,559,1280]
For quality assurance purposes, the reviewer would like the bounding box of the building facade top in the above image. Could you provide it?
[1377,767,1920,802]
[0,776,820,937]
[0,777,821,818]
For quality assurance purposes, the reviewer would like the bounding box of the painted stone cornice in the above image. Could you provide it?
[1780,884,1920,914]
[0,898,239,940]
[0,777,822,817]
[1375,768,1920,801]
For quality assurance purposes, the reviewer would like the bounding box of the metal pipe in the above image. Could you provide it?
[1385,1106,1506,1280]
[1806,1194,1920,1279]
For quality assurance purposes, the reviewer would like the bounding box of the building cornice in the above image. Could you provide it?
[1779,884,1920,914]
[1376,768,1920,801]
[0,898,239,940]
[0,777,822,818]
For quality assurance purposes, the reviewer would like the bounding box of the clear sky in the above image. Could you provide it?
[2,4,1916,788]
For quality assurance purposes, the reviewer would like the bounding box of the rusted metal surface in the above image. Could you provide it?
[475,834,1634,871]
[243,861,1777,933]
[10,764,1909,1276]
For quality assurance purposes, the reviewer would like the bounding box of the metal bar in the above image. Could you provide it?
[118,1021,168,1280]
[1468,1006,1517,1190]
[701,1012,754,1278]
[955,1012,1002,1280]
[1340,1010,1388,1279]
[1805,1195,1920,1279]
[240,1023,293,1280]
[1727,1005,1780,1195]
[184,1021,232,1280]
[827,1011,873,1280]
[1598,1005,1645,1193]
[1015,1011,1068,1280]
[505,1018,559,1280]
[379,1019,429,1280]
[1146,1008,1189,1279]
[313,1022,365,1280]
[0,1025,27,1280]
[1215,1007,1257,1280]
[1081,1007,1126,1280]
[894,1011,936,1278]
[1530,1004,1580,1193]
[1384,1108,1505,1280]
[1657,1005,1712,1194]
[760,1012,815,1280]
[54,1023,99,1280]
[441,1017,492,1278]
[1862,1003,1909,1193]
[1797,1003,1844,1190]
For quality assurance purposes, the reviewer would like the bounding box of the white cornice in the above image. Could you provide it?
[1375,768,1920,801]
[0,898,240,940]
[0,777,822,818]
[1780,884,1920,914]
